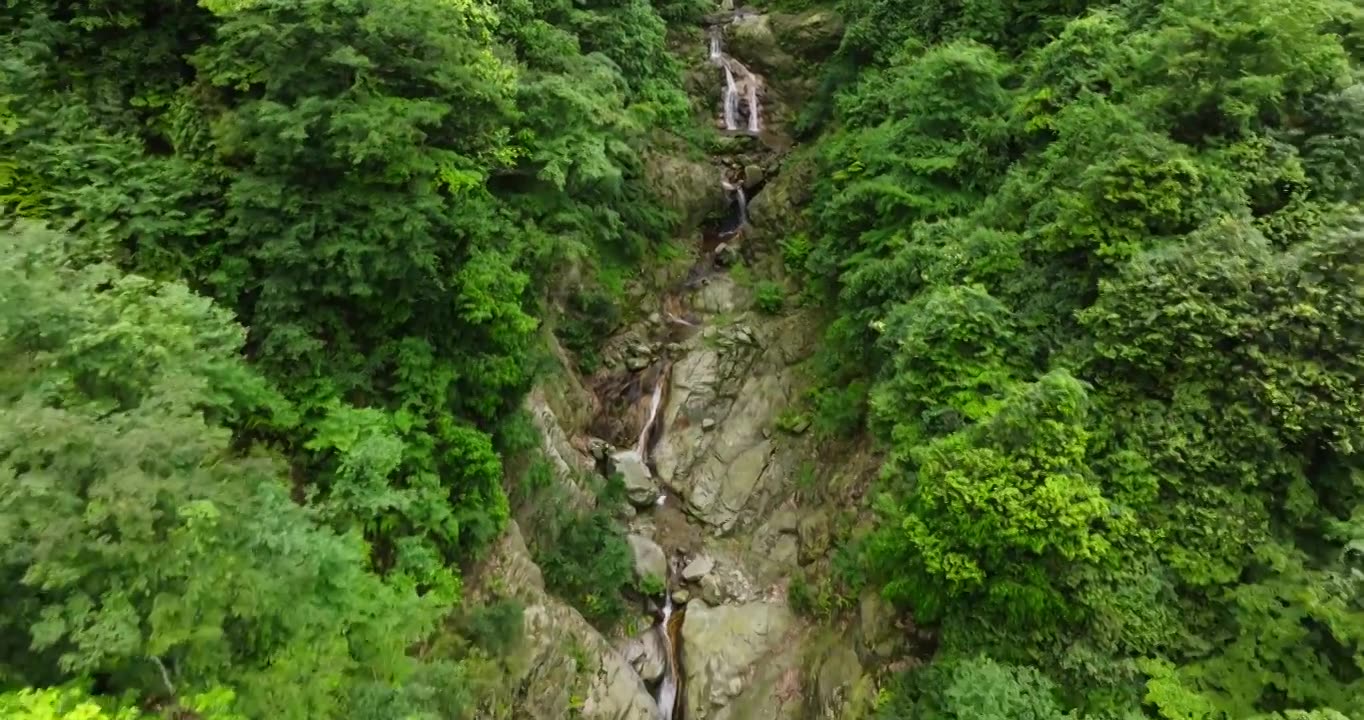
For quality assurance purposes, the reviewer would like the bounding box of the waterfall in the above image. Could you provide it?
[710,29,761,134]
[735,184,748,225]
[655,593,678,720]
[636,374,665,460]
[722,62,740,132]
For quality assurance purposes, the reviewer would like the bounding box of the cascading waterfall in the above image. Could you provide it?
[709,28,762,134]
[721,63,740,131]
[636,375,665,459]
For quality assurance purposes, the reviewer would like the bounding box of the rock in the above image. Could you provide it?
[701,417,717,431]
[691,273,750,314]
[648,311,662,325]
[643,151,728,231]
[613,450,658,507]
[623,629,668,683]
[672,588,692,604]
[626,355,651,371]
[682,600,795,720]
[628,534,668,583]
[797,511,831,565]
[743,164,765,189]
[682,555,716,581]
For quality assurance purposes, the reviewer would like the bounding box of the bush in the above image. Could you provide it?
[755,281,785,314]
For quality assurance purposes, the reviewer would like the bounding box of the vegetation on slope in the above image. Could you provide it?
[0,0,691,714]
[796,0,1364,716]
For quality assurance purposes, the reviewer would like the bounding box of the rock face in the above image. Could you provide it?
[622,628,669,683]
[652,311,819,534]
[682,600,797,720]
[475,523,659,720]
[645,150,729,231]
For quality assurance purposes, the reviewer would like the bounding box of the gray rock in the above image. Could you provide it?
[772,10,846,58]
[682,555,716,582]
[701,417,717,431]
[672,588,692,604]
[626,355,651,371]
[628,534,668,584]
[726,14,796,76]
[613,450,658,507]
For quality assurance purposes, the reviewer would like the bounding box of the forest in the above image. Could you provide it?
[2,0,1362,718]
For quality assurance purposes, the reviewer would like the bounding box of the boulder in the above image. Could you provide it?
[682,600,796,720]
[613,450,658,507]
[644,151,729,232]
[743,163,765,189]
[628,533,668,583]
[682,555,716,581]
[622,629,668,683]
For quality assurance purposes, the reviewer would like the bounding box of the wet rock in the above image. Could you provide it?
[682,600,796,720]
[672,588,692,604]
[701,417,717,431]
[626,355,651,371]
[797,511,831,565]
[628,534,668,583]
[682,555,716,581]
[613,451,658,508]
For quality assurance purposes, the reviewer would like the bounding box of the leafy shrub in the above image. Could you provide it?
[755,281,785,314]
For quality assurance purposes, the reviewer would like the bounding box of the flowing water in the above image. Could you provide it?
[656,593,679,719]
[709,29,762,134]
[636,372,666,460]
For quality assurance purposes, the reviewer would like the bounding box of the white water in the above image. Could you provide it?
[636,373,665,460]
[722,62,740,131]
[709,32,721,60]
[656,594,677,720]
[735,184,748,225]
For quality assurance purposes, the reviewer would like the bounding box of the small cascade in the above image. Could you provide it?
[636,374,665,460]
[735,183,748,225]
[708,28,762,135]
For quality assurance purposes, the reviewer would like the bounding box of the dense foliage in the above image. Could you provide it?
[1,0,687,714]
[804,0,1364,716]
